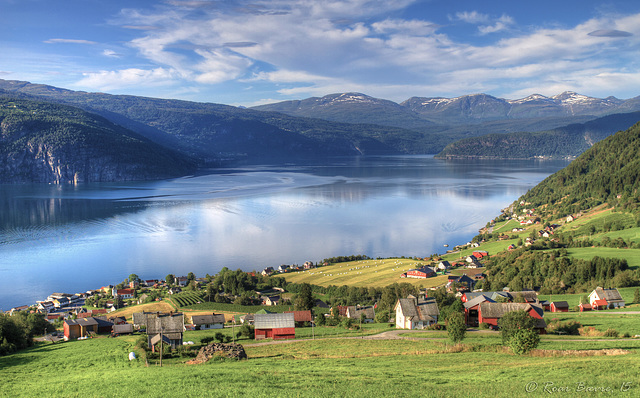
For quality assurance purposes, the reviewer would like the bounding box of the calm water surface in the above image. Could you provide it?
[0,156,569,309]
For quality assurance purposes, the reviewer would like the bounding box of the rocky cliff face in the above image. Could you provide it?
[0,97,195,183]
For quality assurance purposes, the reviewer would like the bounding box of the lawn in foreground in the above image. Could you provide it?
[2,333,639,397]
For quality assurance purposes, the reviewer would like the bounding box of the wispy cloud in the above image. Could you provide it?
[102,49,123,58]
[44,38,98,45]
[588,29,633,38]
[453,11,514,35]
[77,68,182,90]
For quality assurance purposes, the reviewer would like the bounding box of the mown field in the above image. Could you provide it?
[2,326,639,398]
[282,258,449,288]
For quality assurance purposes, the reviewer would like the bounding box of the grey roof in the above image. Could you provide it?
[346,305,375,320]
[113,324,134,334]
[396,299,439,321]
[551,301,569,308]
[479,302,546,328]
[146,313,185,334]
[594,287,625,303]
[463,295,494,309]
[254,313,295,329]
[132,311,158,326]
[65,318,98,327]
[192,314,226,325]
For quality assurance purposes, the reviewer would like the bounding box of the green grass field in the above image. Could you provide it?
[565,247,640,269]
[2,327,639,397]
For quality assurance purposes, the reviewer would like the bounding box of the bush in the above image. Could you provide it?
[446,313,466,344]
[201,336,214,345]
[478,322,490,330]
[508,329,540,355]
[604,328,619,338]
[547,320,582,335]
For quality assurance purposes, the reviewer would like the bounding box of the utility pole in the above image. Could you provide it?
[159,326,163,367]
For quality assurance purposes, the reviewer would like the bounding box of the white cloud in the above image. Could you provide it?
[453,11,489,24]
[77,68,182,90]
[102,49,123,58]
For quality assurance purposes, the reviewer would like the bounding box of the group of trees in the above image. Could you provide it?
[0,312,54,356]
[483,248,638,294]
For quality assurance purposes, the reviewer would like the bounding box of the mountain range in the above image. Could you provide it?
[2,78,640,183]
[252,91,640,126]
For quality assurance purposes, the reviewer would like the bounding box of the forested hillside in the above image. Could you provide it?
[0,97,195,183]
[436,112,640,159]
[519,121,640,218]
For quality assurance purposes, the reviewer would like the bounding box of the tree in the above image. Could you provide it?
[165,274,175,285]
[634,288,640,304]
[294,283,315,311]
[446,312,466,344]
[129,274,140,284]
[499,310,540,354]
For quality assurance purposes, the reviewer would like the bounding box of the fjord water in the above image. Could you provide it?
[0,156,569,310]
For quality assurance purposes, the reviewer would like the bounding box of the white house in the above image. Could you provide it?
[394,298,439,330]
[589,287,625,309]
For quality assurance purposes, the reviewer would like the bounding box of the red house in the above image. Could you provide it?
[477,302,546,333]
[254,313,295,340]
[472,251,488,259]
[550,301,569,312]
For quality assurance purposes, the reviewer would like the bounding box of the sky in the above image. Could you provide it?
[1,0,640,106]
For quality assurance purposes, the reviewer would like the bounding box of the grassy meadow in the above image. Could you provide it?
[2,327,639,398]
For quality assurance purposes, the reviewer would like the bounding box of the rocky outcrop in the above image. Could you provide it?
[187,343,247,364]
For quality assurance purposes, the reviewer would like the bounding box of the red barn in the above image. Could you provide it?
[254,313,295,340]
[477,302,546,333]
[550,301,569,312]
[405,266,436,279]
[579,303,592,312]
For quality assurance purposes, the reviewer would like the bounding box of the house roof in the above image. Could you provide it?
[479,302,546,329]
[592,299,608,307]
[65,318,98,327]
[254,313,295,329]
[285,310,313,322]
[395,298,439,321]
[346,305,375,319]
[113,324,134,334]
[551,301,569,308]
[191,314,225,325]
[463,295,494,309]
[145,313,185,334]
[593,287,624,303]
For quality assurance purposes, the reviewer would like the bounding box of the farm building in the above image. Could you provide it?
[63,317,114,340]
[285,310,313,326]
[579,303,592,312]
[192,314,226,330]
[589,287,625,309]
[550,301,569,312]
[146,313,185,350]
[254,313,295,340]
[405,266,436,279]
[395,297,439,329]
[345,306,375,323]
[463,295,495,327]
[477,302,546,333]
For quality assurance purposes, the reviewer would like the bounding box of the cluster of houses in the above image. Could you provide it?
[261,261,317,276]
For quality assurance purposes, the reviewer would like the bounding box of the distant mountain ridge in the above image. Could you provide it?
[254,91,640,126]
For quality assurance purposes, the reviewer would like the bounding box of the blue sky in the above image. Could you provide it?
[1,0,640,106]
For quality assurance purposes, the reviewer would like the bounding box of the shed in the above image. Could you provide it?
[64,318,98,340]
[254,313,295,340]
[550,301,569,312]
[191,314,226,330]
